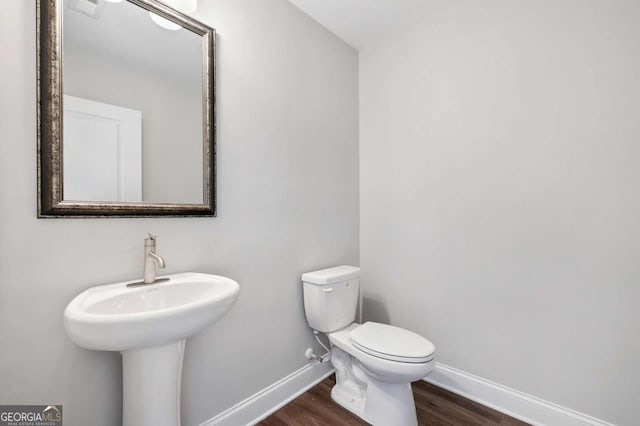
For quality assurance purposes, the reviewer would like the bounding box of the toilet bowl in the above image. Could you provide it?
[302,266,436,426]
[328,323,435,425]
[331,323,435,383]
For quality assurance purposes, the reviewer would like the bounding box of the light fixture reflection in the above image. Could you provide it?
[149,0,197,31]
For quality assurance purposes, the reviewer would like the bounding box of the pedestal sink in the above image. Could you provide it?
[64,272,240,426]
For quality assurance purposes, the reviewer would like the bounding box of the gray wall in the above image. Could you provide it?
[0,1,358,425]
[360,1,639,425]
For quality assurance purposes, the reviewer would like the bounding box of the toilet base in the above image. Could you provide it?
[330,346,418,426]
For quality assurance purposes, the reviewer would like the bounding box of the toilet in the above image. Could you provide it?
[302,265,435,426]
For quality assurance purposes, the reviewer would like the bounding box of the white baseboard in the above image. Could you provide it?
[200,355,334,426]
[424,363,615,426]
[200,358,615,426]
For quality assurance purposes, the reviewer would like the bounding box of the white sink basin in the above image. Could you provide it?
[63,272,240,426]
[64,272,239,351]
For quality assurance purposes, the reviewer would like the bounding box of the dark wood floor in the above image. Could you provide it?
[258,375,529,425]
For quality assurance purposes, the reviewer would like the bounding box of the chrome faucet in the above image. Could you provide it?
[143,233,166,284]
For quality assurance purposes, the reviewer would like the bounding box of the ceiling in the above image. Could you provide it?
[65,0,202,86]
[287,0,434,50]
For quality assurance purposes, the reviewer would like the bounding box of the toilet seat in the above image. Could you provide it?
[351,322,435,364]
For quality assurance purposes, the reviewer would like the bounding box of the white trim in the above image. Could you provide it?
[424,363,616,426]
[200,356,334,426]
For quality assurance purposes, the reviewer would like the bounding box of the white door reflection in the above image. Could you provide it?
[63,95,142,202]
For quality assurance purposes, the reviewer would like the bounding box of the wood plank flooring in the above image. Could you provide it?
[258,375,530,426]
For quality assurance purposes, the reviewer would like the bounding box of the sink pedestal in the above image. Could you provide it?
[121,340,186,426]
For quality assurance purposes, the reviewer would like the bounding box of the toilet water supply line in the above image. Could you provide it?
[305,330,331,363]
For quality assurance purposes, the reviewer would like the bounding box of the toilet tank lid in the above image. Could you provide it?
[301,265,360,285]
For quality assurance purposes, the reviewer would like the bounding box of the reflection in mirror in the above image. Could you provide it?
[63,95,143,201]
[63,0,203,204]
[37,0,215,217]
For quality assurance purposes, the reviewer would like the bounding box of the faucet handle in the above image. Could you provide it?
[145,233,158,248]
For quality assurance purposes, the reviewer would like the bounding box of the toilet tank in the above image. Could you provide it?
[302,265,360,333]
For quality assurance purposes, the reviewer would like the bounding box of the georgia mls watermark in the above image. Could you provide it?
[0,405,62,426]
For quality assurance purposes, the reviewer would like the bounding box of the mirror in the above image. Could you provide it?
[37,0,215,217]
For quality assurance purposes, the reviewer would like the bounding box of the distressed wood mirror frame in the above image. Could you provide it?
[37,0,216,217]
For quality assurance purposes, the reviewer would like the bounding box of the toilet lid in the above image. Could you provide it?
[351,322,435,363]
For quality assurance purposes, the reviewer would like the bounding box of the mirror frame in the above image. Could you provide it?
[37,0,216,217]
